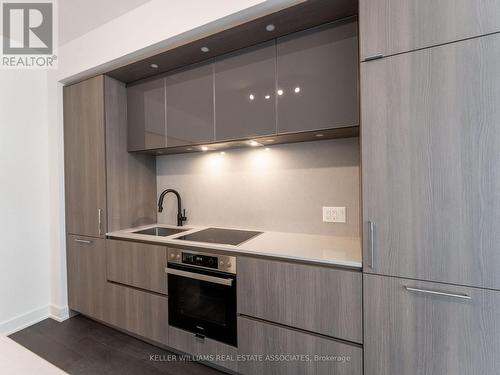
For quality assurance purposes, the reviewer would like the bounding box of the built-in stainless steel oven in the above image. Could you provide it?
[166,248,237,346]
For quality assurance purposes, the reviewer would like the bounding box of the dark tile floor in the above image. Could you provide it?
[9,315,223,375]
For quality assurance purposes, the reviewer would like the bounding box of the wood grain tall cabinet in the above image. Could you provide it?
[64,75,156,320]
[359,1,500,374]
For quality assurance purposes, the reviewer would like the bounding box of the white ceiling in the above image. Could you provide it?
[58,0,152,46]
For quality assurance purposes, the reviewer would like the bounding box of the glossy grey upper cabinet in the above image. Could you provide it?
[277,20,358,134]
[214,41,277,141]
[165,62,214,147]
[360,0,500,60]
[362,34,500,289]
[127,78,166,151]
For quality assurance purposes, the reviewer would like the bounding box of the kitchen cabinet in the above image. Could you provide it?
[64,76,107,238]
[277,19,358,134]
[214,41,277,141]
[127,77,166,151]
[359,0,500,60]
[104,282,168,346]
[104,77,157,231]
[168,325,238,372]
[364,274,500,375]
[238,316,362,375]
[165,62,214,147]
[238,257,362,343]
[106,239,167,295]
[66,235,106,320]
[361,34,500,289]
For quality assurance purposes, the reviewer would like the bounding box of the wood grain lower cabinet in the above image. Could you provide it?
[359,0,500,59]
[238,317,362,375]
[238,257,362,343]
[104,282,168,346]
[106,239,167,294]
[364,274,500,375]
[362,34,500,289]
[66,235,106,320]
[168,326,238,372]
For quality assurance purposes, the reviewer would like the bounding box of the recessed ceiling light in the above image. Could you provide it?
[150,63,159,69]
[316,133,324,137]
[201,146,209,151]
[201,46,210,53]
[294,86,301,93]
[249,94,255,100]
[266,24,275,32]
[277,89,284,96]
[265,94,271,100]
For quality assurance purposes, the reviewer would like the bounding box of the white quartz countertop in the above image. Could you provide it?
[107,224,362,269]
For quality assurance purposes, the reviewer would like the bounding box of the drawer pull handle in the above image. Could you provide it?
[364,54,384,61]
[404,286,471,300]
[74,239,92,244]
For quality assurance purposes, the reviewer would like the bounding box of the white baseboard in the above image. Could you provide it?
[49,304,71,322]
[0,304,73,336]
[0,306,50,336]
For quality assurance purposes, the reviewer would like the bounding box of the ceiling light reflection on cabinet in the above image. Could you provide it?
[249,94,255,100]
[277,89,284,96]
[294,86,301,93]
[248,140,261,147]
[201,46,210,53]
[201,146,209,151]
[265,94,271,99]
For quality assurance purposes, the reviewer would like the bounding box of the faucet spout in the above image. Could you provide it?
[158,189,187,226]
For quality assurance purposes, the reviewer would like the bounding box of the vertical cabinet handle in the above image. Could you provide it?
[368,221,375,268]
[98,208,102,236]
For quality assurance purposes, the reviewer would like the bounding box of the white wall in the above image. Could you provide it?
[157,139,360,236]
[0,70,51,334]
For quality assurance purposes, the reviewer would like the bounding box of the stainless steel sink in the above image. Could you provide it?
[132,227,188,237]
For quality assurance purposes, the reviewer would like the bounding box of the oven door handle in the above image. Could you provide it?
[165,267,233,286]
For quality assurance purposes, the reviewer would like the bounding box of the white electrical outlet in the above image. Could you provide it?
[322,207,346,223]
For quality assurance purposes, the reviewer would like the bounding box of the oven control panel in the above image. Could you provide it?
[168,248,236,274]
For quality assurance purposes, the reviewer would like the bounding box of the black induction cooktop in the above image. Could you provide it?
[177,228,262,246]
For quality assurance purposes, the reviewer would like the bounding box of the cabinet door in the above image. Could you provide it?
[364,274,500,375]
[360,0,500,60]
[106,239,167,294]
[214,41,276,141]
[165,62,214,147]
[277,19,358,134]
[238,317,362,375]
[104,282,168,346]
[362,34,500,289]
[127,78,166,151]
[66,235,106,320]
[64,76,107,238]
[238,257,362,343]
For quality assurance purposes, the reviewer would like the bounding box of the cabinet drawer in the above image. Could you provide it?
[238,257,362,343]
[106,239,167,294]
[104,283,168,346]
[360,0,500,59]
[168,326,238,372]
[364,274,500,375]
[238,317,362,375]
